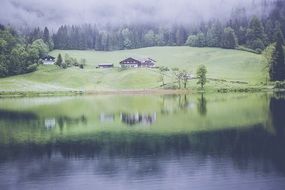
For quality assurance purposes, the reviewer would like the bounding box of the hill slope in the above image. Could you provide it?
[0,47,265,92]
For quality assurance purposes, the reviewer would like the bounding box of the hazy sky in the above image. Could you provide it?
[0,0,274,28]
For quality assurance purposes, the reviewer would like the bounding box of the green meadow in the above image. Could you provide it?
[0,47,266,92]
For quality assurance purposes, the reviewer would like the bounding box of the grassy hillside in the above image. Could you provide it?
[0,46,265,92]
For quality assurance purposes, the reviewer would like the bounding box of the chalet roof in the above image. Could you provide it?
[98,63,113,66]
[120,57,156,64]
[131,56,156,62]
[119,57,140,64]
[41,55,55,60]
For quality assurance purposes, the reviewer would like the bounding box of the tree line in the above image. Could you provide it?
[22,0,283,53]
[0,25,49,77]
[21,0,284,54]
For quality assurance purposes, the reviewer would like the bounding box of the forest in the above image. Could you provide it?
[22,0,284,53]
[0,0,284,80]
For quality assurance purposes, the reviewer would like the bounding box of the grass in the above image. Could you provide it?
[0,46,266,93]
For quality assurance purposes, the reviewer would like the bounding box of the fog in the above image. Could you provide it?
[0,0,276,28]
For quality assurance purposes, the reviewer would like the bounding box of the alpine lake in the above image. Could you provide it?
[0,92,285,190]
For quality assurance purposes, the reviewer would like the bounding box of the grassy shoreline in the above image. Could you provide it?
[0,86,273,98]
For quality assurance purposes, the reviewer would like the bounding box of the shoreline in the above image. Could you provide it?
[0,87,276,98]
[0,89,192,98]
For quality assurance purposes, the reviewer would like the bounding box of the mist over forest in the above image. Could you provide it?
[0,0,279,28]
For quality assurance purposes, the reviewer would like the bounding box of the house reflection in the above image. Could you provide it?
[44,118,56,129]
[44,115,87,130]
[99,112,157,126]
[100,113,115,122]
[121,112,157,126]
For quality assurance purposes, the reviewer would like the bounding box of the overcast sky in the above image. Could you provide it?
[0,0,275,29]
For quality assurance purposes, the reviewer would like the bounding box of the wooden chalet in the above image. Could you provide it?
[41,55,55,65]
[96,63,114,68]
[119,57,156,68]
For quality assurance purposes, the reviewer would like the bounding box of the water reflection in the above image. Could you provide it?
[100,113,115,122]
[197,93,207,116]
[121,112,157,126]
[0,94,285,190]
[269,94,285,134]
[99,112,157,126]
[1,122,285,190]
[161,94,195,115]
[44,118,56,128]
[0,110,87,130]
[0,109,37,120]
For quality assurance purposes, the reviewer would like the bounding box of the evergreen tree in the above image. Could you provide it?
[175,26,187,45]
[269,31,285,81]
[273,21,284,45]
[43,27,50,44]
[100,31,109,51]
[206,21,223,47]
[246,16,266,50]
[196,65,207,89]
[55,53,63,67]
[186,35,199,47]
[168,28,176,46]
[221,27,238,49]
[28,27,42,43]
[121,28,133,49]
[248,16,265,40]
[265,20,275,43]
[196,33,206,47]
[144,30,155,47]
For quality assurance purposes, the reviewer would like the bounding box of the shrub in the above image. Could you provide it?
[274,81,285,89]
[79,64,84,69]
[163,83,179,89]
[26,64,37,73]
[61,62,68,69]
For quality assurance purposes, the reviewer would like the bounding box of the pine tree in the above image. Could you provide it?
[29,27,42,43]
[265,20,275,44]
[144,30,155,47]
[55,53,63,67]
[221,27,238,49]
[206,21,223,47]
[175,26,187,45]
[43,26,54,50]
[248,16,265,41]
[273,21,284,45]
[246,16,266,50]
[269,31,285,81]
[43,27,50,44]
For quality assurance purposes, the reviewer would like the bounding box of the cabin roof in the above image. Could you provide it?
[120,57,156,64]
[41,55,55,60]
[98,63,113,66]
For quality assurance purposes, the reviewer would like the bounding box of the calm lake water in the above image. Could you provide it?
[0,93,285,190]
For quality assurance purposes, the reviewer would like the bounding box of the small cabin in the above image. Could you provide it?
[96,63,114,69]
[120,57,156,68]
[41,55,55,65]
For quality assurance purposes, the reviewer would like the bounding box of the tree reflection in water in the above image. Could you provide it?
[197,93,207,116]
[269,93,285,135]
[0,94,285,181]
